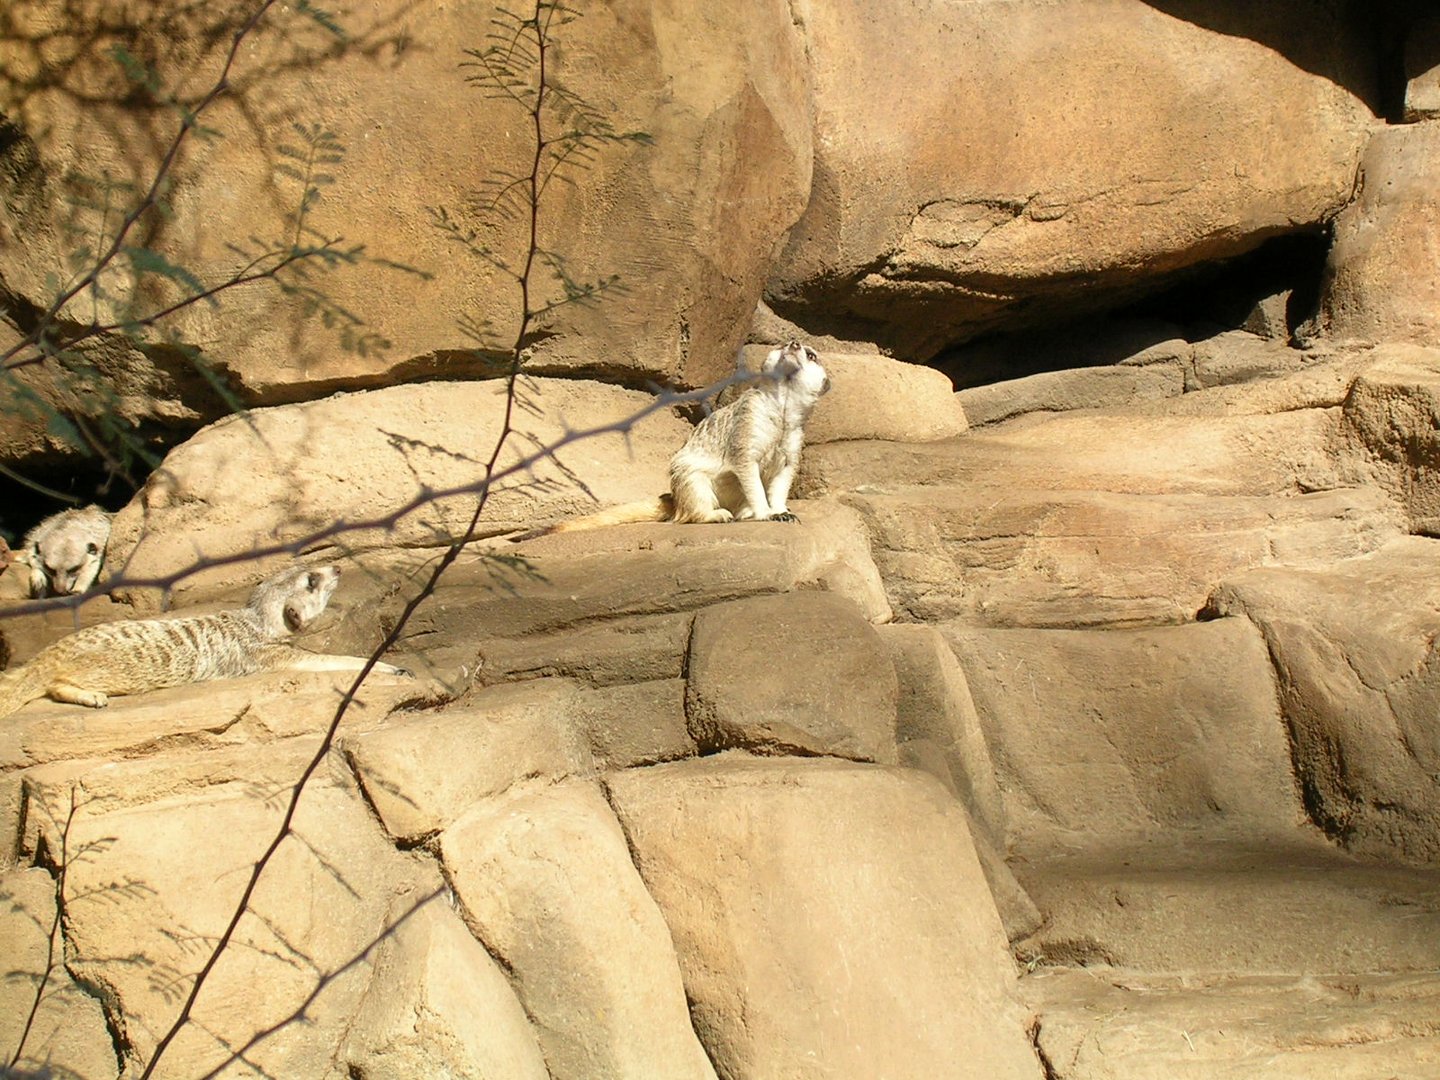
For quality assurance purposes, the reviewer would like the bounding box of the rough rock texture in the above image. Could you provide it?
[685,591,899,762]
[1314,123,1440,347]
[768,0,1373,357]
[1026,971,1440,1079]
[605,755,1044,1080]
[1407,18,1440,121]
[946,619,1303,852]
[1206,537,1440,865]
[440,781,718,1080]
[0,0,812,457]
[105,377,692,606]
[1338,344,1440,534]
[341,894,550,1080]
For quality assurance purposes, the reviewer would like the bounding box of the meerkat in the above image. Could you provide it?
[0,563,410,719]
[17,504,114,598]
[522,339,831,538]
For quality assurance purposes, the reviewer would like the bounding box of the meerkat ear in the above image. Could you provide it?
[283,602,305,633]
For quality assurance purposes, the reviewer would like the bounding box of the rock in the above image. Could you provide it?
[877,622,1005,840]
[944,619,1303,852]
[845,484,1400,628]
[325,498,891,683]
[20,752,441,1079]
[0,867,119,1080]
[569,678,695,769]
[939,317,1189,389]
[956,364,1185,427]
[1026,970,1440,1079]
[767,1,1371,357]
[0,590,129,669]
[341,895,549,1080]
[746,298,882,355]
[604,754,1043,1080]
[1185,330,1306,391]
[0,0,812,463]
[686,591,899,762]
[341,680,595,843]
[440,780,717,1080]
[1205,537,1440,864]
[1405,18,1440,121]
[1338,343,1440,534]
[1313,123,1440,348]
[476,611,693,687]
[736,344,967,442]
[105,377,692,607]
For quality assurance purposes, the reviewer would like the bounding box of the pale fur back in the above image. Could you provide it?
[20,504,114,598]
[0,564,379,719]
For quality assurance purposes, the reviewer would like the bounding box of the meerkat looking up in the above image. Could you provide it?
[0,563,410,719]
[18,504,114,598]
[523,339,831,537]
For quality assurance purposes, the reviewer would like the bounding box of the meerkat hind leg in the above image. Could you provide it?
[49,683,110,708]
[672,469,734,525]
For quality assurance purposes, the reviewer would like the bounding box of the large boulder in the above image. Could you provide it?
[104,377,691,606]
[686,591,900,762]
[1205,537,1440,864]
[767,0,1373,357]
[605,754,1044,1080]
[439,780,718,1080]
[0,0,812,472]
[1313,123,1440,349]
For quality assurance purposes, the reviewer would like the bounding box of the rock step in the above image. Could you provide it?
[1014,843,1440,977]
[1024,968,1440,1080]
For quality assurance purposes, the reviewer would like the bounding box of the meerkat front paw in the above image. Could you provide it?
[768,511,800,523]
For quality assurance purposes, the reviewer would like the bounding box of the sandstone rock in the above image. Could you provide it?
[1026,970,1440,1079]
[1313,123,1440,348]
[956,364,1184,427]
[341,680,595,843]
[324,498,891,683]
[20,753,441,1079]
[686,591,899,762]
[1338,343,1440,534]
[802,408,1346,501]
[768,1,1372,357]
[476,611,693,687]
[1016,843,1440,977]
[1405,18,1440,121]
[846,484,1400,628]
[746,297,882,356]
[1186,330,1306,391]
[0,589,128,669]
[1134,347,1372,418]
[0,867,119,1080]
[105,377,692,607]
[939,317,1189,389]
[878,622,1005,840]
[945,618,1303,851]
[0,0,811,457]
[440,780,717,1080]
[605,754,1043,1080]
[1205,537,1440,864]
[737,343,967,442]
[570,677,694,769]
[342,894,549,1080]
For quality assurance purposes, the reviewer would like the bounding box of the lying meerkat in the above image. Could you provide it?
[17,504,114,598]
[0,563,410,719]
[522,339,831,538]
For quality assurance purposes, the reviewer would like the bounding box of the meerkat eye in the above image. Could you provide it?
[86,542,99,555]
[804,347,818,362]
[306,572,321,591]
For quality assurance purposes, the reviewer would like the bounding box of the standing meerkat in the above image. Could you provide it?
[0,563,410,719]
[524,339,831,537]
[17,504,114,598]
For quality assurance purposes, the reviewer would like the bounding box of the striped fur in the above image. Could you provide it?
[0,564,409,719]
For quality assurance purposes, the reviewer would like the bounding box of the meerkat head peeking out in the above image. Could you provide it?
[18,504,114,598]
[519,339,831,538]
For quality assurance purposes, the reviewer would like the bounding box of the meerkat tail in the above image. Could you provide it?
[510,495,674,542]
[0,666,50,721]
